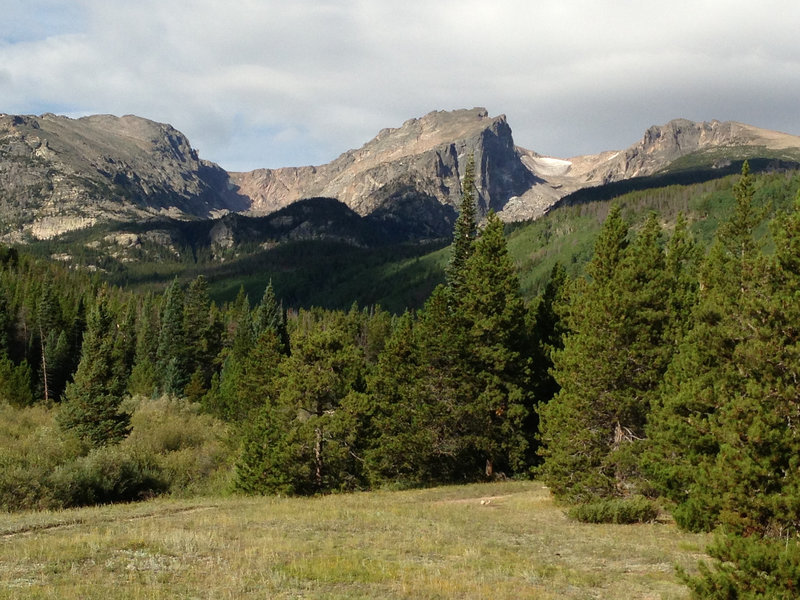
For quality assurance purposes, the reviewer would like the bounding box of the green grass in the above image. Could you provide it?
[0,480,710,599]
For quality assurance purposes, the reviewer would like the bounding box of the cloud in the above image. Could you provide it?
[1,0,799,170]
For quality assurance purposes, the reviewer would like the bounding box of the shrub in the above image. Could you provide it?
[0,404,85,511]
[124,396,233,496]
[0,397,233,512]
[48,445,167,508]
[681,534,800,599]
[567,496,660,524]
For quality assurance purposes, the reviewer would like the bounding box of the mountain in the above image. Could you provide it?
[0,113,247,242]
[3,108,800,249]
[231,107,542,222]
[231,111,800,224]
[573,118,800,184]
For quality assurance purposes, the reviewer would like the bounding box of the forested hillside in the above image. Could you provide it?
[2,162,800,596]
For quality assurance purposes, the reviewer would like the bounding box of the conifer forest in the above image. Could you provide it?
[2,162,800,597]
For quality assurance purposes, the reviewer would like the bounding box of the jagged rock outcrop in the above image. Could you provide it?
[231,113,800,226]
[231,108,543,221]
[3,110,800,247]
[0,113,247,241]
[577,119,800,185]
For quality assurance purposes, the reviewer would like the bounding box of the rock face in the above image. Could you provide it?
[0,113,246,241]
[3,110,800,246]
[575,119,800,185]
[231,113,800,226]
[231,108,542,221]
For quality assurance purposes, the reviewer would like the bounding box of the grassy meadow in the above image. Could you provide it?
[0,480,710,599]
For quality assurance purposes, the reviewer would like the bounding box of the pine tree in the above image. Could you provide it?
[445,154,477,297]
[663,213,701,346]
[156,278,188,395]
[530,262,569,408]
[236,315,366,494]
[35,281,62,402]
[128,293,160,397]
[539,210,678,501]
[364,312,445,486]
[459,211,533,475]
[182,275,214,380]
[253,280,290,355]
[0,352,33,407]
[645,162,765,531]
[58,287,131,446]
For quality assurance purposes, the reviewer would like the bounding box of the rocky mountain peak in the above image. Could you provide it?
[3,109,800,247]
[0,113,246,242]
[567,118,798,186]
[230,108,537,224]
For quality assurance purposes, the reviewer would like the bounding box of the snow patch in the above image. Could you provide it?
[529,156,572,177]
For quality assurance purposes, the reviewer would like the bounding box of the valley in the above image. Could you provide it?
[2,108,800,599]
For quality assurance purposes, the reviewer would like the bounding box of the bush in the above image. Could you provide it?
[681,534,800,599]
[0,404,85,511]
[48,445,167,508]
[124,396,233,496]
[567,496,660,524]
[0,397,233,512]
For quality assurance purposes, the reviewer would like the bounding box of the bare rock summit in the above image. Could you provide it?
[231,108,543,222]
[0,113,245,241]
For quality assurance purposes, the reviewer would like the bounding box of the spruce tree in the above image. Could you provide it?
[539,210,677,501]
[128,293,160,397]
[459,211,533,475]
[645,162,764,531]
[182,275,214,381]
[672,191,800,599]
[446,154,478,296]
[404,286,480,481]
[363,309,472,486]
[36,282,62,402]
[156,278,188,395]
[0,353,33,407]
[58,288,131,447]
[530,263,569,407]
[236,315,366,494]
[253,280,290,355]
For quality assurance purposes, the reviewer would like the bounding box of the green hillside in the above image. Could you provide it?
[17,167,800,312]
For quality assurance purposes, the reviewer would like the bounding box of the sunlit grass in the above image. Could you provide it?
[0,480,710,599]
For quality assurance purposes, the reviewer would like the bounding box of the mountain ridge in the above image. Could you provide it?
[2,108,800,245]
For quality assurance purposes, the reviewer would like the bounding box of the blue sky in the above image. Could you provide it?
[2,0,799,171]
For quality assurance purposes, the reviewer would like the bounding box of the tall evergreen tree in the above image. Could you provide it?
[36,281,62,402]
[445,154,477,296]
[182,275,214,380]
[530,262,569,408]
[364,312,433,486]
[253,280,290,355]
[156,278,188,395]
[539,210,679,501]
[128,293,160,397]
[0,352,33,407]
[58,287,131,446]
[236,315,367,494]
[646,162,765,531]
[459,211,533,475]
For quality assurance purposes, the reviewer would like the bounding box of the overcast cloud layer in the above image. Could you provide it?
[2,0,799,171]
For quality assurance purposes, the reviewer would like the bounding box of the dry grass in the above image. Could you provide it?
[0,480,709,599]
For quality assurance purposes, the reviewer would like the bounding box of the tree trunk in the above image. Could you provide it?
[39,324,49,403]
[314,426,323,489]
